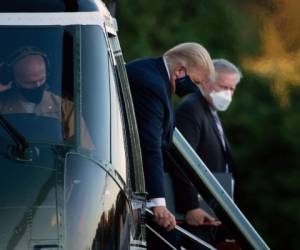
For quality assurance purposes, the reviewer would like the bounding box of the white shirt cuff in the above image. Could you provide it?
[146,198,166,208]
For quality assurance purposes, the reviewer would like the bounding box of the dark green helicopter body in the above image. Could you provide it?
[0,1,146,249]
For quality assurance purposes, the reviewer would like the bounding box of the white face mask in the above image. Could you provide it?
[209,90,232,111]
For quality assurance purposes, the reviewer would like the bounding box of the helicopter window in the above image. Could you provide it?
[109,60,128,182]
[0,25,111,162]
[0,26,73,143]
[80,25,110,162]
[0,159,57,249]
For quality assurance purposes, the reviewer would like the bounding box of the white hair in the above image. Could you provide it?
[164,42,215,81]
[213,58,242,83]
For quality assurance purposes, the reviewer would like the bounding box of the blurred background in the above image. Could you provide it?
[112,0,299,249]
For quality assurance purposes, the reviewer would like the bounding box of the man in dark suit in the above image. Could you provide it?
[126,43,215,249]
[174,58,242,249]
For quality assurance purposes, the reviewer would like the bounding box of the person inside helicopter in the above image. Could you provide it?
[0,46,93,148]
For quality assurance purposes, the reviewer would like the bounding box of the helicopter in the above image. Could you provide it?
[0,1,147,249]
[0,0,270,249]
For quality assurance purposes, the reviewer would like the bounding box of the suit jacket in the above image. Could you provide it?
[126,57,174,199]
[174,90,235,212]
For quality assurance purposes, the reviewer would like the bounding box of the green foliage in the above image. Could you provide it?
[116,0,259,61]
[222,76,300,249]
[115,0,300,248]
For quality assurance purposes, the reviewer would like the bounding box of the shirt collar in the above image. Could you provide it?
[162,56,170,80]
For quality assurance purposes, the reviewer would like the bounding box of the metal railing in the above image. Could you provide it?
[164,128,270,250]
[146,208,217,250]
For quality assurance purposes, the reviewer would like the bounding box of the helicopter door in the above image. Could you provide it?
[65,153,131,250]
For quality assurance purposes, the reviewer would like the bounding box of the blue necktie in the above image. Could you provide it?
[211,110,229,172]
[211,110,226,150]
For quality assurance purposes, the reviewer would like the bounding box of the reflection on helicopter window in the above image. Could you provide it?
[65,154,121,249]
[0,26,110,162]
[0,47,76,142]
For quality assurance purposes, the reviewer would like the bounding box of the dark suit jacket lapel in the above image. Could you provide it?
[197,91,225,150]
[199,92,235,172]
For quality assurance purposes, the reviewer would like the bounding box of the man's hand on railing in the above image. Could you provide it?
[152,206,176,231]
[185,208,221,226]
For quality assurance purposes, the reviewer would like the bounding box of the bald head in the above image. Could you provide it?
[14,54,46,89]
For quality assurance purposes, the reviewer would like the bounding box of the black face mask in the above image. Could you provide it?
[175,75,198,97]
[19,84,46,104]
